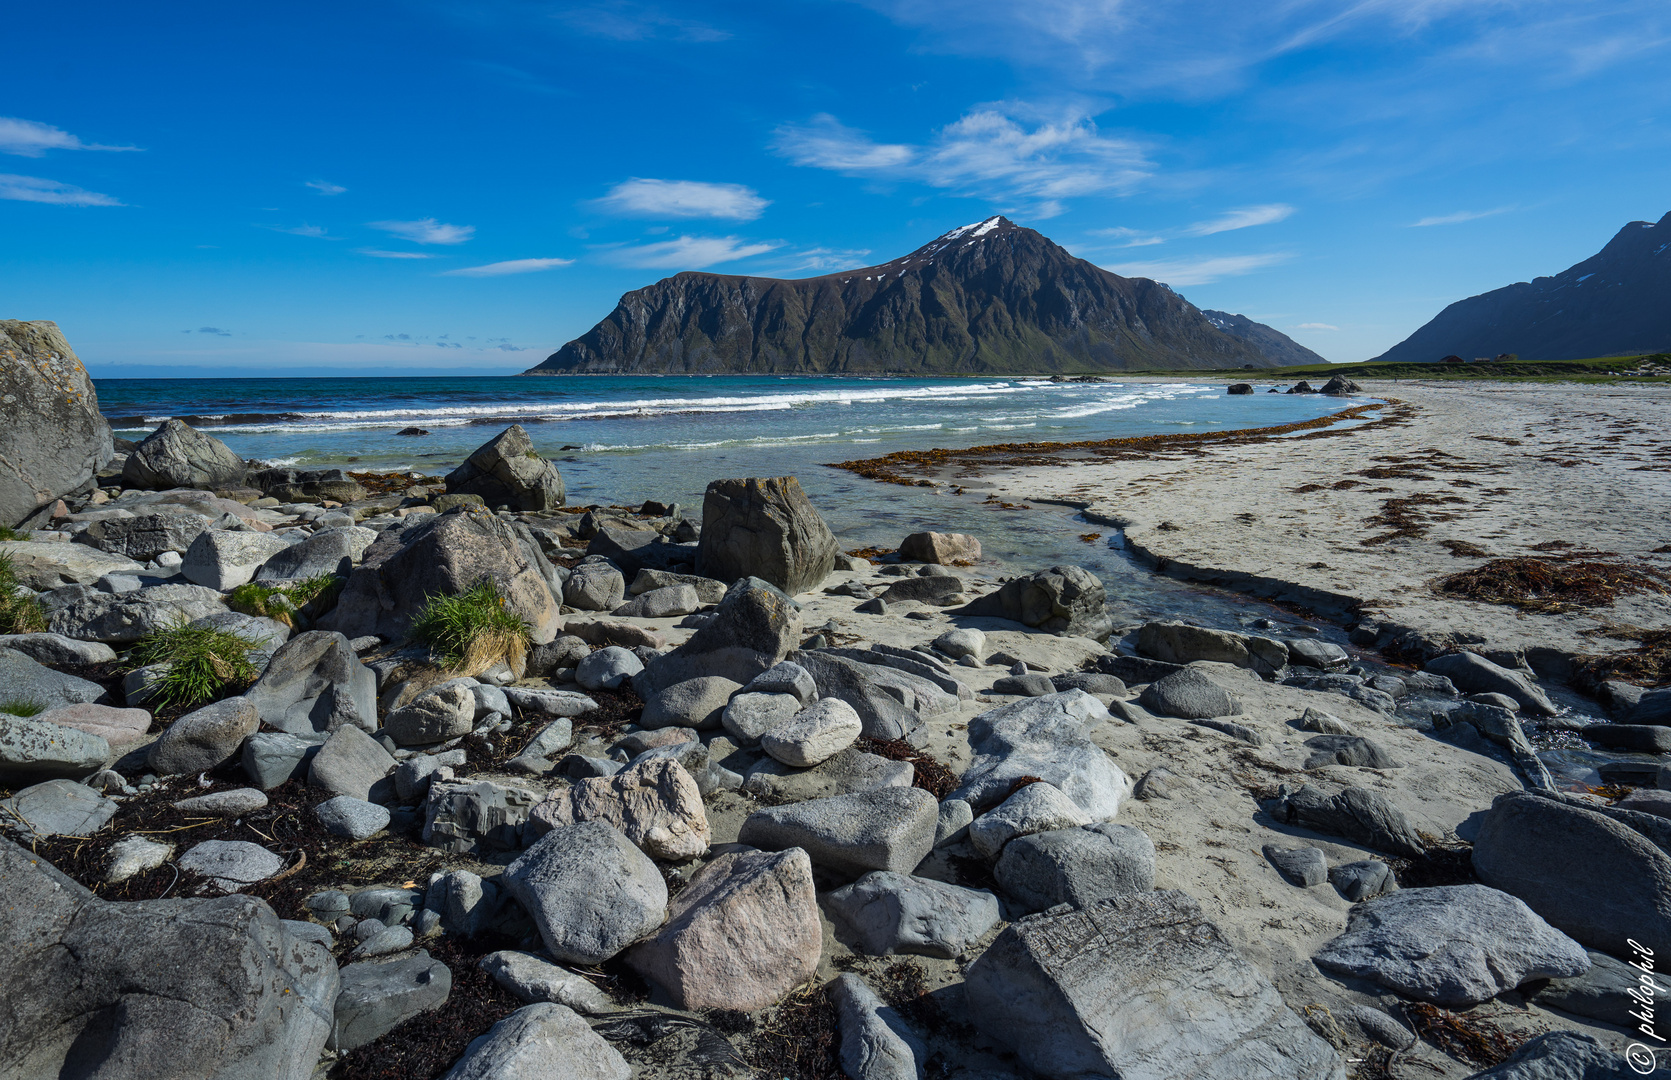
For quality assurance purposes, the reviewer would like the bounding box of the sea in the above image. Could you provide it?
[93,373,1616,783]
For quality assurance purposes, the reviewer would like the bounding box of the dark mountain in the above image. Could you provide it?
[1375,210,1671,363]
[526,217,1281,375]
[1201,310,1327,365]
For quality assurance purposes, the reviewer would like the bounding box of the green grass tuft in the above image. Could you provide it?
[128,620,261,713]
[0,697,47,718]
[0,552,48,634]
[225,574,343,628]
[0,526,27,541]
[411,578,530,677]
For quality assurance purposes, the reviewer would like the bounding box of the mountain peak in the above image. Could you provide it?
[526,218,1298,375]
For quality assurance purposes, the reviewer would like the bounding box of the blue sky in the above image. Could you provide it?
[5,0,1668,375]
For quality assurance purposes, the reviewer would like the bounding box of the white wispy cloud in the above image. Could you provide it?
[0,117,139,157]
[1410,206,1512,227]
[356,248,437,259]
[369,218,475,244]
[603,235,781,269]
[1295,321,1340,330]
[1184,204,1294,236]
[1104,252,1291,285]
[555,3,730,42]
[595,178,769,221]
[773,108,1150,217]
[443,257,575,277]
[261,223,332,238]
[306,179,347,195]
[776,247,875,273]
[0,174,122,206]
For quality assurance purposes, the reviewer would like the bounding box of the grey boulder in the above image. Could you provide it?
[1461,1032,1665,1079]
[384,680,476,746]
[964,889,1340,1080]
[0,712,111,784]
[121,419,247,490]
[182,530,296,591]
[0,646,111,712]
[147,697,260,775]
[1313,884,1589,1006]
[444,424,566,512]
[307,724,396,802]
[949,690,1130,818]
[832,972,926,1080]
[695,475,839,595]
[503,821,668,965]
[739,786,939,877]
[245,630,378,735]
[1139,666,1242,719]
[1264,845,1328,887]
[826,870,1000,958]
[252,527,359,584]
[441,1002,629,1080]
[314,795,391,839]
[1267,783,1427,858]
[0,320,113,528]
[1,778,119,838]
[954,564,1112,643]
[576,644,642,690]
[968,781,1091,861]
[994,822,1157,914]
[329,951,452,1052]
[564,560,627,612]
[478,951,613,1015]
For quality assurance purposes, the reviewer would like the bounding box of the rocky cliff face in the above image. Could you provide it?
[1375,210,1671,363]
[1201,311,1326,366]
[0,320,113,527]
[527,217,1280,375]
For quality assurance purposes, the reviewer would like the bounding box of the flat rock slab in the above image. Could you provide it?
[1264,845,1328,887]
[993,822,1157,915]
[1313,884,1589,1006]
[0,712,111,785]
[502,686,600,717]
[738,786,938,877]
[178,839,285,892]
[1267,783,1427,858]
[826,870,1000,958]
[173,787,270,816]
[964,889,1340,1080]
[949,690,1130,818]
[479,951,613,1015]
[0,647,110,712]
[34,703,150,750]
[628,847,821,1011]
[329,950,452,1052]
[1,778,119,838]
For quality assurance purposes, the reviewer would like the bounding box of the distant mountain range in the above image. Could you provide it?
[526,217,1315,375]
[1375,210,1671,363]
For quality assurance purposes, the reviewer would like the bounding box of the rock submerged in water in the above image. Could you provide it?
[444,424,566,511]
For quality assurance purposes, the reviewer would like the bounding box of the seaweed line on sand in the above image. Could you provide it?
[824,400,1411,486]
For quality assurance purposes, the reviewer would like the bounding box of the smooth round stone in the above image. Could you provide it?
[173,788,270,816]
[314,795,391,839]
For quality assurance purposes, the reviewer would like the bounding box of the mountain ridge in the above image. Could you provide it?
[1374,210,1671,363]
[526,217,1305,375]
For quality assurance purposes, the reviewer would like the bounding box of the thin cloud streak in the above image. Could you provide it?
[0,174,122,206]
[1104,252,1291,285]
[1184,204,1293,236]
[595,178,769,221]
[1295,321,1340,330]
[603,235,781,269]
[356,248,437,259]
[1410,206,1513,226]
[369,218,475,244]
[306,179,347,195]
[0,117,139,157]
[773,109,1150,218]
[443,257,575,277]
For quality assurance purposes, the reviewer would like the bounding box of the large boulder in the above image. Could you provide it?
[321,509,561,645]
[0,838,338,1080]
[75,507,210,562]
[1471,790,1671,958]
[441,1003,630,1080]
[963,890,1340,1080]
[1267,783,1426,858]
[1425,652,1557,716]
[1312,884,1588,1007]
[993,823,1157,915]
[898,531,982,565]
[122,419,248,491]
[526,758,709,860]
[949,691,1130,817]
[252,528,359,584]
[244,631,378,735]
[503,821,668,966]
[1462,1032,1666,1079]
[0,320,112,528]
[0,646,111,711]
[627,847,821,1011]
[737,786,938,877]
[0,541,141,589]
[787,649,956,744]
[444,424,565,511]
[1139,666,1243,719]
[0,713,111,785]
[147,697,261,775]
[635,576,801,694]
[1136,620,1287,676]
[48,583,229,643]
[182,529,296,590]
[825,871,1000,959]
[695,476,838,595]
[953,565,1112,643]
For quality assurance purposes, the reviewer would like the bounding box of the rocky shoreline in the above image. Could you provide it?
[3,326,1670,1080]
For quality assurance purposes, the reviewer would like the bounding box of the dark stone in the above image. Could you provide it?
[1266,783,1426,857]
[953,565,1112,643]
[0,320,113,528]
[695,476,839,595]
[444,424,565,511]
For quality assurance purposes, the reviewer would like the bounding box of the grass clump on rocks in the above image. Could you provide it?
[225,573,342,628]
[0,552,48,634]
[0,697,47,718]
[128,620,261,712]
[411,578,530,677]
